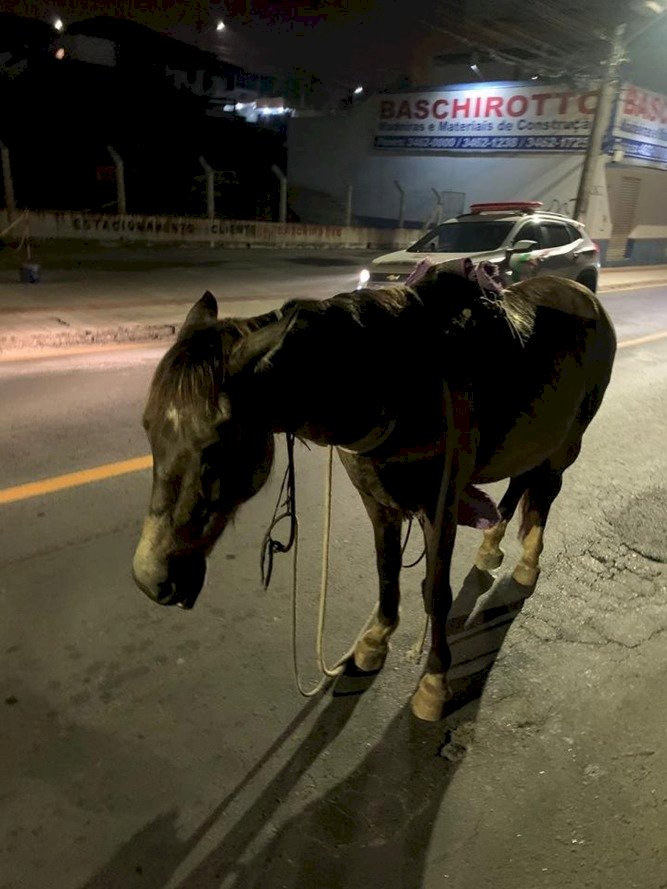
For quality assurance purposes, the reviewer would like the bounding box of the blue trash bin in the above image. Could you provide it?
[20,262,41,283]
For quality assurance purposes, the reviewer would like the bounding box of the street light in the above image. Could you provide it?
[354,85,364,95]
[216,19,226,31]
[53,17,64,31]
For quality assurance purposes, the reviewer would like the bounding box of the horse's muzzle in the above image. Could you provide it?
[132,553,207,610]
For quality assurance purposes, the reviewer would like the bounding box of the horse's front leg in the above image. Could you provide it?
[353,492,403,673]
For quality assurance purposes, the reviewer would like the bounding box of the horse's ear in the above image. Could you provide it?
[178,291,219,339]
[228,308,298,376]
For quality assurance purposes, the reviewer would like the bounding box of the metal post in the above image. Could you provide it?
[573,24,626,224]
[345,184,353,226]
[198,156,215,223]
[0,141,17,222]
[107,145,127,215]
[394,180,405,229]
[271,164,287,223]
[430,188,444,227]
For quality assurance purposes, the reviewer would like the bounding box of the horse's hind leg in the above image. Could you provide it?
[411,508,457,721]
[353,494,403,673]
[512,443,581,587]
[475,475,530,571]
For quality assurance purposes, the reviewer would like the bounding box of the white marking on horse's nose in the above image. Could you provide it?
[132,515,170,592]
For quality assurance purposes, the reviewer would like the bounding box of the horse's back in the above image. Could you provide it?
[508,275,603,321]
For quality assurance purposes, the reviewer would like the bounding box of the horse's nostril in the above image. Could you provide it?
[132,566,175,606]
[133,551,206,608]
[169,554,206,608]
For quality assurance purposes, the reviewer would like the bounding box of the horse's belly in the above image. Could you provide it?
[473,381,586,483]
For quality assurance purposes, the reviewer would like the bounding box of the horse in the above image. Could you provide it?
[132,268,616,721]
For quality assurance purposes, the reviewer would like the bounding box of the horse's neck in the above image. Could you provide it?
[258,302,393,448]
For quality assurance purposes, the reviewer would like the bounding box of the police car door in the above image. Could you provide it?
[536,221,579,280]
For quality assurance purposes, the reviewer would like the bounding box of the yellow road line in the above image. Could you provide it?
[1,327,666,506]
[0,455,153,505]
[617,330,667,349]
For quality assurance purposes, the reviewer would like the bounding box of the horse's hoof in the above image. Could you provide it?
[353,634,389,673]
[475,548,504,572]
[410,673,452,721]
[512,561,540,588]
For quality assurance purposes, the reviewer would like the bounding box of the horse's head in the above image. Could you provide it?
[132,291,294,609]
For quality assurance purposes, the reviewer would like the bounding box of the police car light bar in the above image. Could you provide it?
[469,201,544,214]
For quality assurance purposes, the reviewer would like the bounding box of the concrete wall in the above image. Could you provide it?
[288,100,588,229]
[600,164,667,265]
[287,106,375,225]
[0,210,416,251]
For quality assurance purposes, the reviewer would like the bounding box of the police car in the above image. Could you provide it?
[357,201,600,293]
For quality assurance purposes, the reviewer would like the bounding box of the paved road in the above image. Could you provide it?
[2,242,667,355]
[1,284,666,889]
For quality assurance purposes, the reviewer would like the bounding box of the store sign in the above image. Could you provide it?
[374,83,598,153]
[610,83,667,169]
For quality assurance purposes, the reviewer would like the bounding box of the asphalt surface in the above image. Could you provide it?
[2,240,667,355]
[1,271,667,889]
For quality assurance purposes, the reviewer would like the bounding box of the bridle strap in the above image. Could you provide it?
[337,417,397,456]
[260,432,297,588]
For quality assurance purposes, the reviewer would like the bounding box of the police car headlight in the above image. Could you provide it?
[357,268,370,288]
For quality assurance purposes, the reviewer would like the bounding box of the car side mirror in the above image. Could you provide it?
[507,239,538,253]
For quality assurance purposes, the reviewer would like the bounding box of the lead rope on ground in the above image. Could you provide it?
[291,443,429,698]
[291,444,377,698]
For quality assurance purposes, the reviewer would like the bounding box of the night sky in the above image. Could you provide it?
[4,1,667,95]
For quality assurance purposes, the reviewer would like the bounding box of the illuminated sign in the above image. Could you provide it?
[373,83,598,153]
[610,83,667,169]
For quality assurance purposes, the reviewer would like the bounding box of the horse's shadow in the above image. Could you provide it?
[78,567,533,889]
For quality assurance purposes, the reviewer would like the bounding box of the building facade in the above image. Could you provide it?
[287,80,667,266]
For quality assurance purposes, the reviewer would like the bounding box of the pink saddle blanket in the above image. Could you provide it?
[458,485,500,529]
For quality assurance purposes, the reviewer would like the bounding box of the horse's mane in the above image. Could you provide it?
[411,268,536,344]
[484,283,536,343]
[147,317,264,421]
[147,271,539,420]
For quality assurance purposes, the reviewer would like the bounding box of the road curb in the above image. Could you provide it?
[599,279,667,292]
[0,322,177,357]
[1,277,666,356]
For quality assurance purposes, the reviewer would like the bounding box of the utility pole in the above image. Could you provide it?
[573,24,626,223]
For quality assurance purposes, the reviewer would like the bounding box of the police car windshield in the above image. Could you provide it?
[407,220,514,253]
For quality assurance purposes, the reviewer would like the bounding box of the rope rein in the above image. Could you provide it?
[262,434,431,699]
[292,445,378,697]
[401,517,426,568]
[260,433,297,590]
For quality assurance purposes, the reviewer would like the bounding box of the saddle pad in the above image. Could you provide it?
[458,485,501,529]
